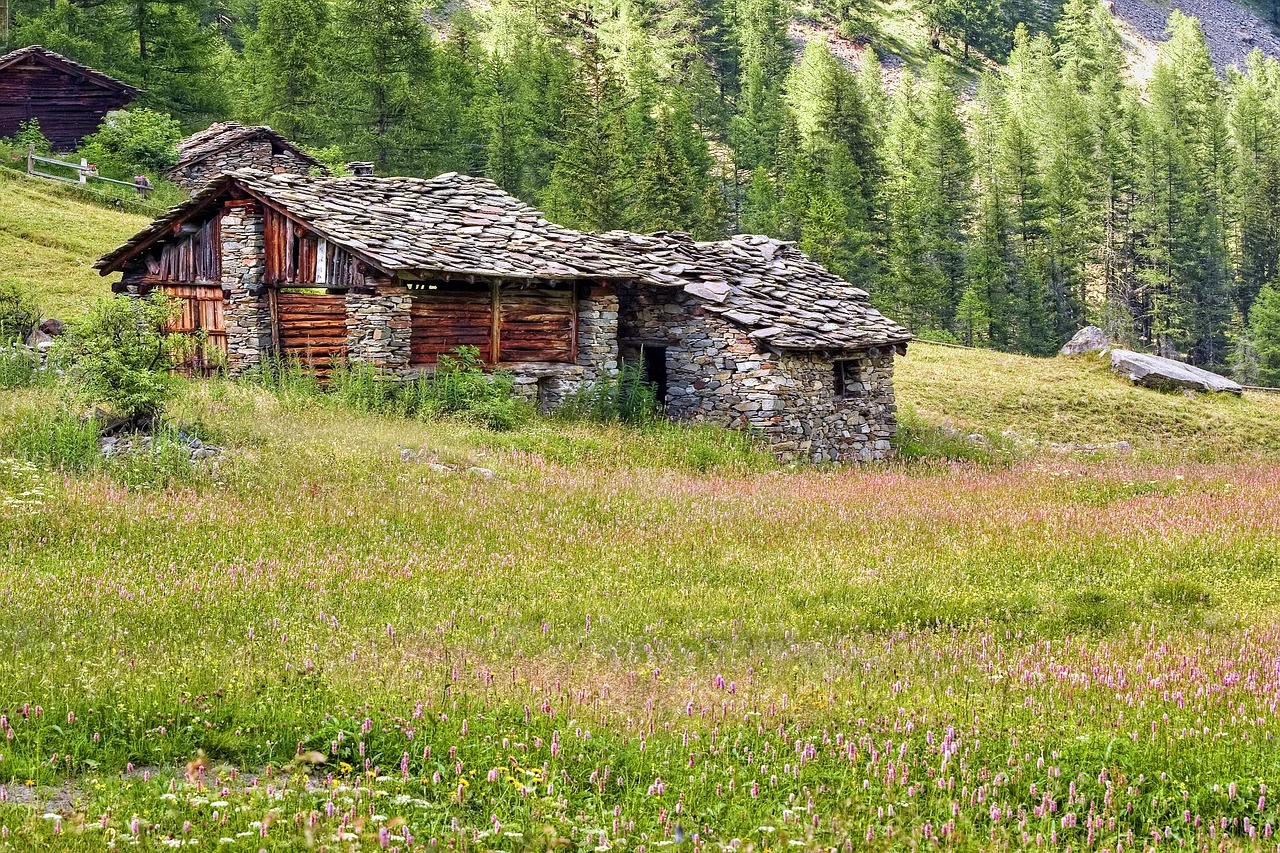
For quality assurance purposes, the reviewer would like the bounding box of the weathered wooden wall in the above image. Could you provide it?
[274,290,348,375]
[143,218,221,284]
[0,54,134,149]
[408,281,577,366]
[160,283,227,376]
[263,208,362,287]
[409,283,493,364]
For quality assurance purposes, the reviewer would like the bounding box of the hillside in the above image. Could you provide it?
[897,342,1280,459]
[0,169,143,320]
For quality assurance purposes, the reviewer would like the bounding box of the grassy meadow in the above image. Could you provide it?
[1,366,1280,851]
[4,180,1280,849]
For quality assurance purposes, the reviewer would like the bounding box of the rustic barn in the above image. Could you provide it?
[96,169,911,461]
[168,122,326,189]
[0,45,138,150]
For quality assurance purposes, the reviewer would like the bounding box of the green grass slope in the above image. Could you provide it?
[897,340,1280,459]
[0,169,145,320]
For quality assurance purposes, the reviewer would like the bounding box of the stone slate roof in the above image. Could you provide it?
[96,170,910,351]
[600,231,911,351]
[0,45,140,94]
[172,122,325,172]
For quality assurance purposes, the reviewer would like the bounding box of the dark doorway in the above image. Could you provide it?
[642,346,668,408]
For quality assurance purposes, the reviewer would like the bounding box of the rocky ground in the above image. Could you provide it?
[1111,0,1280,72]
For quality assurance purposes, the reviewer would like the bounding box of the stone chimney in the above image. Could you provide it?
[347,162,375,177]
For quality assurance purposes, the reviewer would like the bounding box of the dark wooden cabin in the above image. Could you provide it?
[0,45,139,150]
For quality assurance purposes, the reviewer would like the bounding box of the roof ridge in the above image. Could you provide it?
[0,44,140,94]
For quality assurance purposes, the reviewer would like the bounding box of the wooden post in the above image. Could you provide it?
[26,144,34,176]
[490,279,501,366]
[78,157,88,185]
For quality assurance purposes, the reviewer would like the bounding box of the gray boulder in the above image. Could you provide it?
[1109,349,1243,395]
[1060,325,1109,356]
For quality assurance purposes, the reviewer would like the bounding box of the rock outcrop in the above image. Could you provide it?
[1060,326,1109,356]
[1109,349,1243,394]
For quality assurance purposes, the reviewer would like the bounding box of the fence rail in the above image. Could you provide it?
[26,144,153,198]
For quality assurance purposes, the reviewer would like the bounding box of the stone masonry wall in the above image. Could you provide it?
[171,139,316,190]
[346,278,412,374]
[618,284,898,462]
[220,202,271,376]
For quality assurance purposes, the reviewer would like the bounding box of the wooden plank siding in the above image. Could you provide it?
[263,207,362,287]
[499,287,576,363]
[160,283,227,377]
[0,53,135,149]
[409,285,493,364]
[142,217,221,284]
[409,281,578,367]
[275,291,348,377]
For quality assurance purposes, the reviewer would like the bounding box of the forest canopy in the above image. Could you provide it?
[5,0,1280,377]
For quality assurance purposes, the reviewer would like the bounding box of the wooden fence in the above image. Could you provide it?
[26,144,153,198]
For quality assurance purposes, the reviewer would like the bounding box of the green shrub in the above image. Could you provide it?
[54,293,183,422]
[80,108,182,175]
[0,283,38,344]
[556,361,658,425]
[13,118,52,154]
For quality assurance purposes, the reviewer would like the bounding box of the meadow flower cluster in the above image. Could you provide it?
[0,383,1278,850]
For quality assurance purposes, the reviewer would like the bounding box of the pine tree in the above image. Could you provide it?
[542,31,633,231]
[325,0,436,173]
[1250,282,1280,385]
[242,0,326,141]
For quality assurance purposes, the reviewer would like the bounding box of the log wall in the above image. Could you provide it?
[0,54,134,149]
[408,281,577,366]
[274,290,348,376]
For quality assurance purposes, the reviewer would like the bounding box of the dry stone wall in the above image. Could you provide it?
[619,284,897,462]
[171,140,316,190]
[220,204,271,375]
[346,280,412,373]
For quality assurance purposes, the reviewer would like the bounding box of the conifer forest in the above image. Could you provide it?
[7,0,1280,374]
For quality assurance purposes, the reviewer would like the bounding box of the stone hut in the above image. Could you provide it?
[167,122,325,189]
[0,45,139,150]
[603,231,910,462]
[95,169,910,461]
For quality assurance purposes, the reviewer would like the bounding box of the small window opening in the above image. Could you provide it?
[833,360,859,399]
[536,376,559,413]
[270,139,286,156]
[642,346,668,408]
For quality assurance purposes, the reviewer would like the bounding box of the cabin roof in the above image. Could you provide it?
[96,170,911,351]
[0,45,140,95]
[600,231,911,351]
[172,122,326,173]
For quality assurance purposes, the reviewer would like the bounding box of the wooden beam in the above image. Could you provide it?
[490,279,501,367]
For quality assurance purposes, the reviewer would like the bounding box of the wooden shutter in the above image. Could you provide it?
[275,291,348,377]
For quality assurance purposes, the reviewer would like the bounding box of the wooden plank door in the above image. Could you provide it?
[161,283,227,377]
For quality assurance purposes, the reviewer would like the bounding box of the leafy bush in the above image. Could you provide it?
[80,108,182,175]
[54,293,183,421]
[0,283,38,344]
[13,118,52,154]
[556,361,658,425]
[304,146,353,177]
